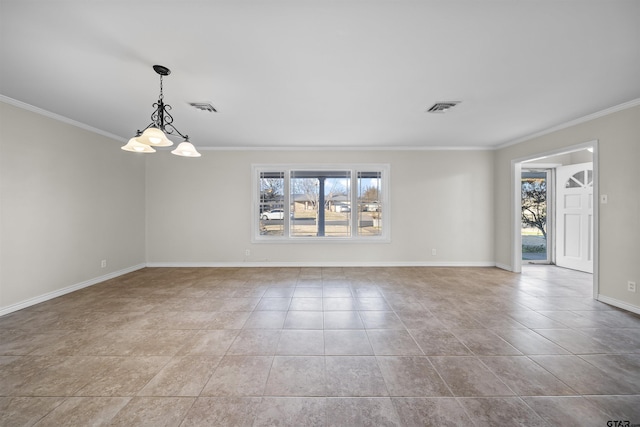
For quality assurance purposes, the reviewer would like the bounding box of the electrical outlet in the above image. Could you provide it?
[245,249,251,257]
[431,249,437,256]
[628,281,637,293]
[101,260,107,268]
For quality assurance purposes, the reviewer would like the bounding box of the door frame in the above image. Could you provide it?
[511,140,599,299]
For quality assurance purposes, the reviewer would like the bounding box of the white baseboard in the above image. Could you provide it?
[0,263,146,317]
[597,294,640,315]
[146,261,498,268]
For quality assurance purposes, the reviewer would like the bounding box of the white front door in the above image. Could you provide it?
[556,162,593,273]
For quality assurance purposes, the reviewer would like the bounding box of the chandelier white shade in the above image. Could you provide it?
[121,65,201,157]
[171,140,201,157]
[121,133,156,153]
[137,127,173,147]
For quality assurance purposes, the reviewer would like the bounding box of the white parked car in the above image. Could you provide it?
[261,209,284,220]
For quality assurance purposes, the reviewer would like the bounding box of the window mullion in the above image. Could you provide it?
[351,171,358,237]
[284,168,291,237]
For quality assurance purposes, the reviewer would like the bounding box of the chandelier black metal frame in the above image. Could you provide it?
[121,65,201,157]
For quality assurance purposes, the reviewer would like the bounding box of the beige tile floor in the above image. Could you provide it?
[1,265,639,426]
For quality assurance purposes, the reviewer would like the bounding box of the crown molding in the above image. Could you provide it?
[4,93,639,152]
[197,145,492,152]
[495,98,640,150]
[0,94,126,142]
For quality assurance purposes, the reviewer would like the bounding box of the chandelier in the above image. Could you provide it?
[121,65,201,157]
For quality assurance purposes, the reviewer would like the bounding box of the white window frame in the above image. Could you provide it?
[252,163,390,243]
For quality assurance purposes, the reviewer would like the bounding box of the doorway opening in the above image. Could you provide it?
[521,169,551,263]
[512,141,598,298]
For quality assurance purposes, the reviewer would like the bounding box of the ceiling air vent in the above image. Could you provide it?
[189,102,217,113]
[427,101,460,113]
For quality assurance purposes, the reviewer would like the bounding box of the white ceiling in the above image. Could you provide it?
[1,1,639,150]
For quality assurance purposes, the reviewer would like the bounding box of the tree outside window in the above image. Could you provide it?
[521,172,547,259]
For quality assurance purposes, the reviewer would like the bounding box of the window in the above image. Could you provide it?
[357,171,383,237]
[253,164,389,242]
[259,171,285,236]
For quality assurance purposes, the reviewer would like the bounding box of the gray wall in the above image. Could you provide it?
[145,149,495,266]
[0,102,146,312]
